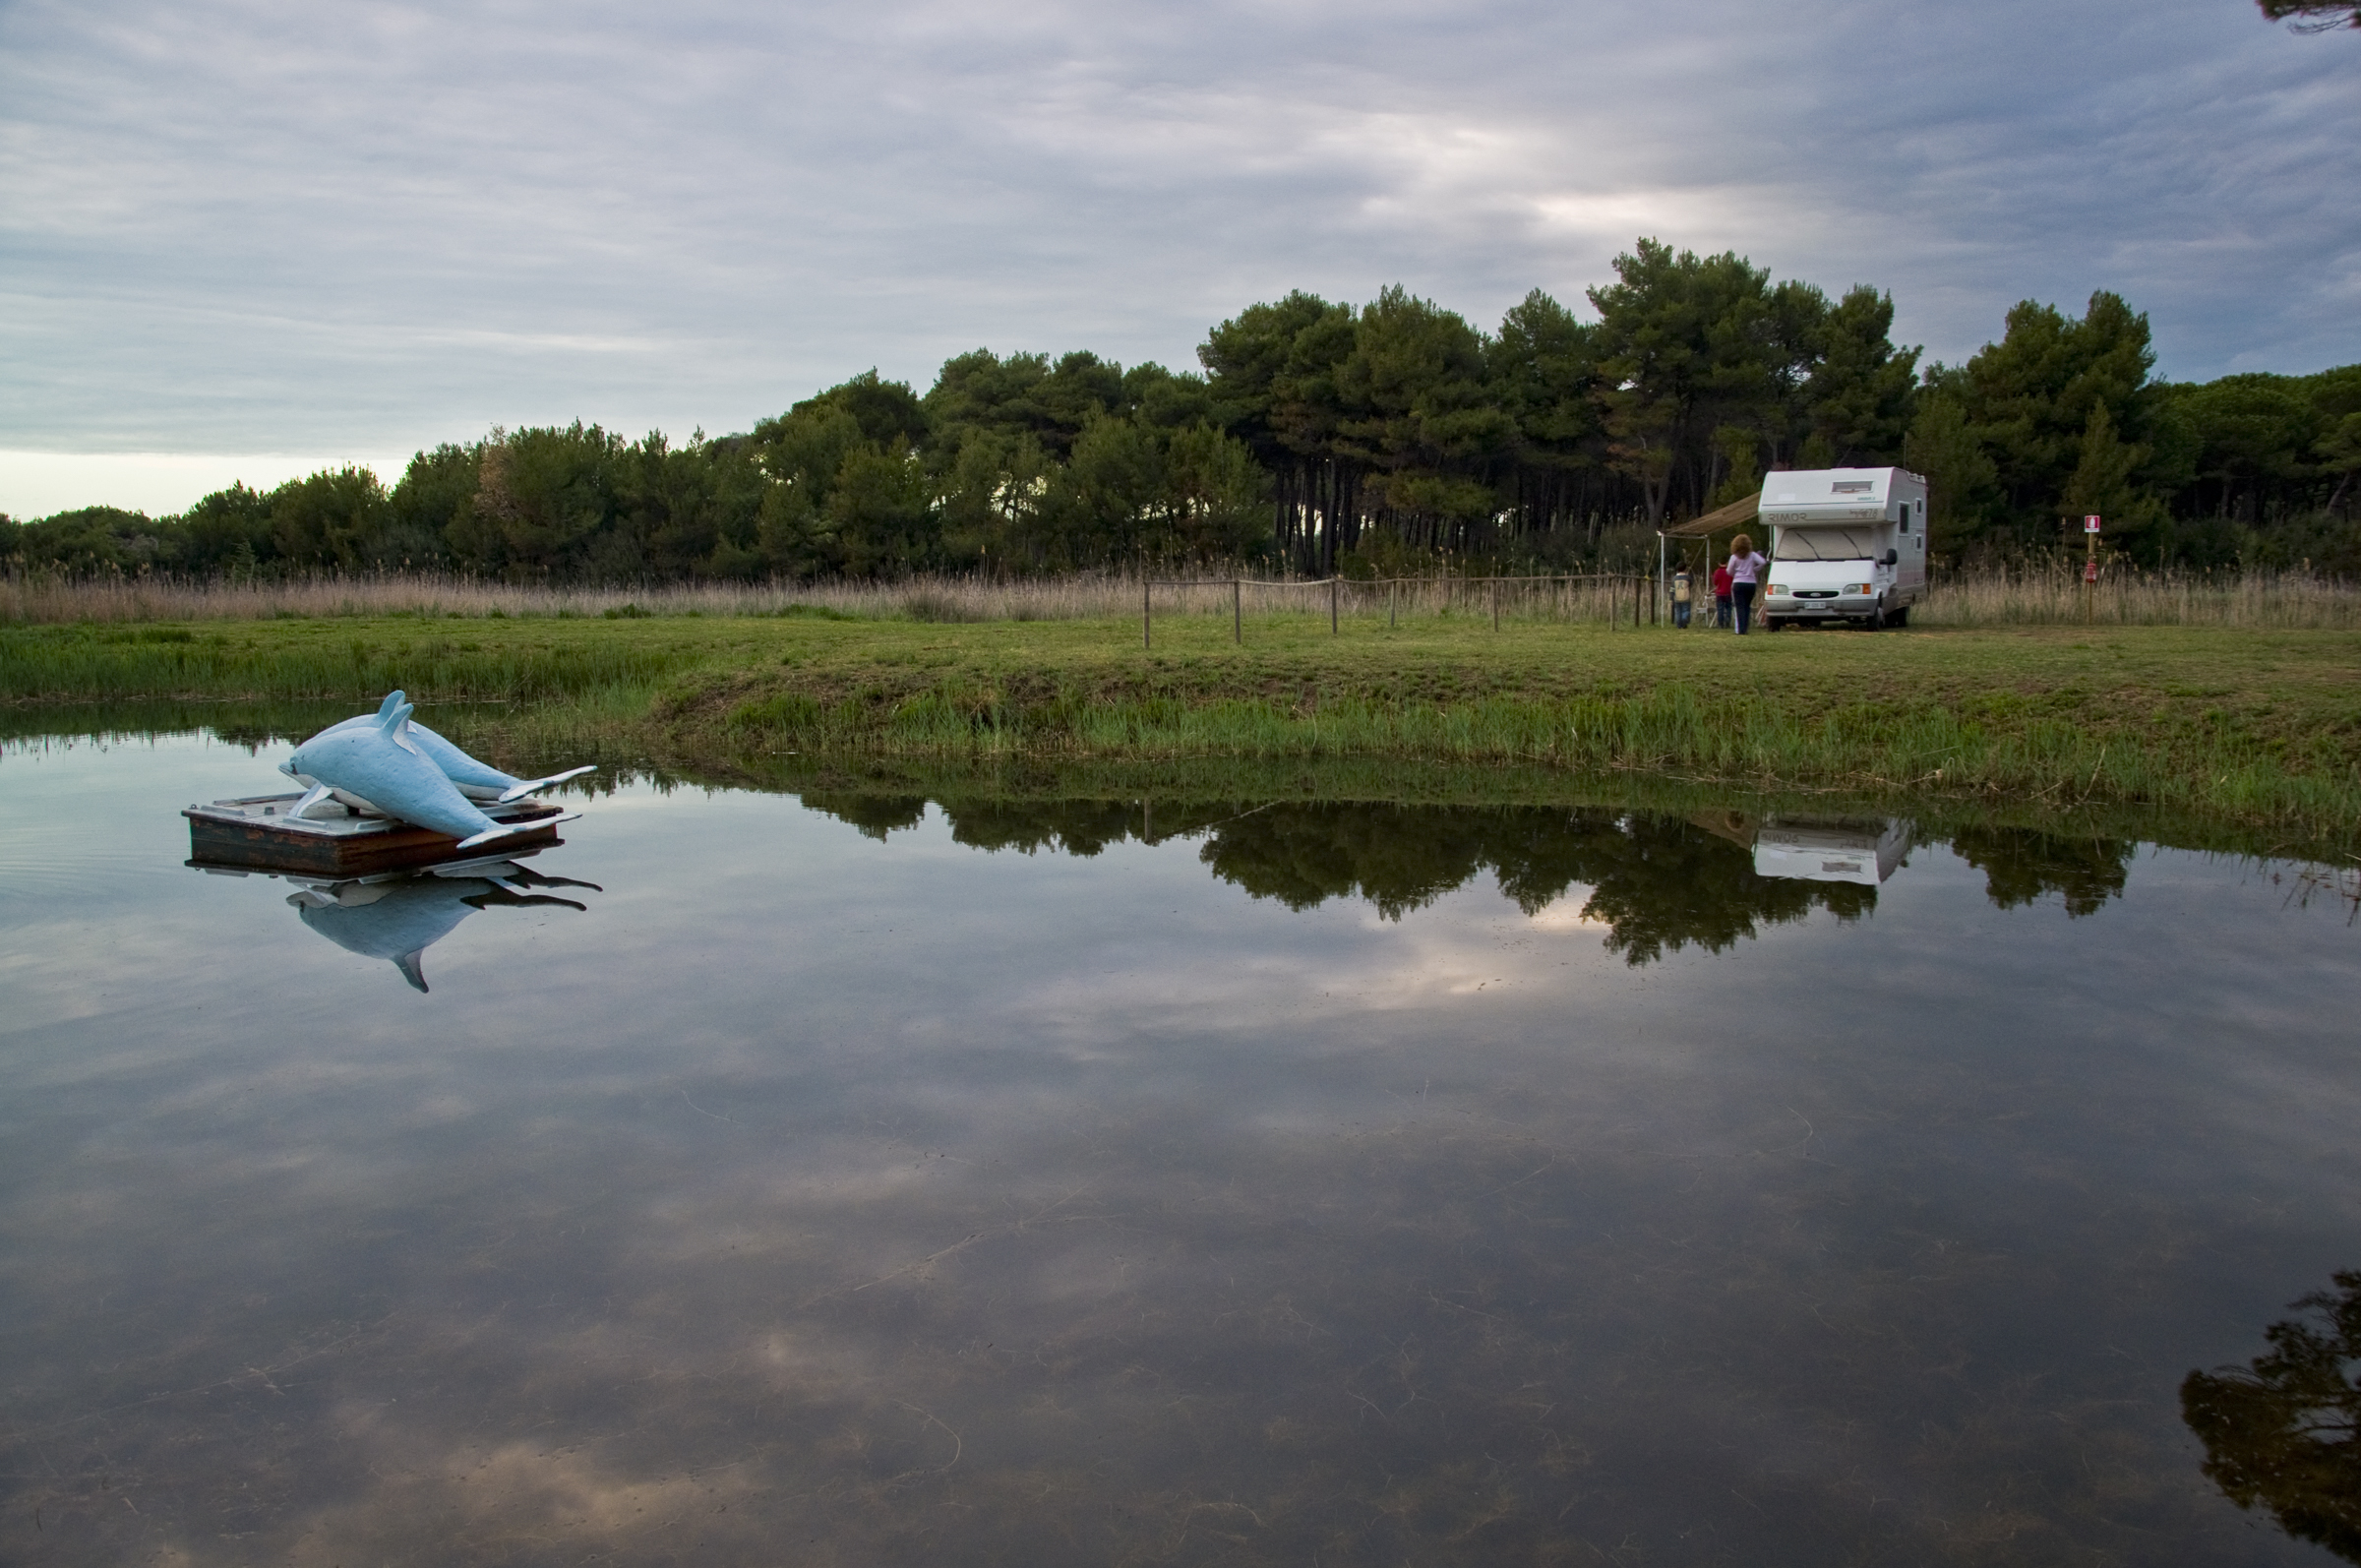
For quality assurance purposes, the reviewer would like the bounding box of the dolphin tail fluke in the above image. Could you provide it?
[394,949,430,993]
[455,819,538,852]
[495,765,597,804]
[509,867,604,892]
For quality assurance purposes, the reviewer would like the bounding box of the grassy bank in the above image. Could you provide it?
[5,612,2358,844]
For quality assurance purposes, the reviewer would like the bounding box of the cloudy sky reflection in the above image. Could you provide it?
[2,738,2359,1562]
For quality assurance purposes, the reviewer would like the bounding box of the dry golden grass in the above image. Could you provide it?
[4,562,2356,630]
[0,569,1662,629]
[1916,563,2361,630]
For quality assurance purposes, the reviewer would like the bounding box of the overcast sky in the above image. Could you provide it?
[1,0,2355,515]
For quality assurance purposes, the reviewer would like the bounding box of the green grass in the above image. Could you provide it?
[6,611,2358,845]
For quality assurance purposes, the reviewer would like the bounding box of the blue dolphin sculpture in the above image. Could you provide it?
[282,696,543,851]
[285,692,594,803]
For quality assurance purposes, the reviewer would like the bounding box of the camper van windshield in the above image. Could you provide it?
[1775,527,1878,562]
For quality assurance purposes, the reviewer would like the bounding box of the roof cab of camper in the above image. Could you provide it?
[1759,467,1928,631]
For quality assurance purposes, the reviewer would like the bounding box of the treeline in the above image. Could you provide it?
[8,238,2359,581]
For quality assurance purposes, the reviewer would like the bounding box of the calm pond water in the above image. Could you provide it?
[4,731,2359,1567]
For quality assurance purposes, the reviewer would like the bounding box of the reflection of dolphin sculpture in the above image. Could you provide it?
[281,696,542,851]
[288,859,601,992]
[284,692,595,804]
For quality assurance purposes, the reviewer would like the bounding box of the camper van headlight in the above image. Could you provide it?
[1768,583,1786,596]
[1845,582,1872,595]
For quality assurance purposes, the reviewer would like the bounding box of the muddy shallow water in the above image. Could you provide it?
[3,732,2358,1566]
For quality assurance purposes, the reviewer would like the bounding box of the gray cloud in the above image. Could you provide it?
[0,0,2354,470]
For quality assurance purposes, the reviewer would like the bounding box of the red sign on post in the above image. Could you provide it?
[2084,559,2099,583]
[2085,513,2102,533]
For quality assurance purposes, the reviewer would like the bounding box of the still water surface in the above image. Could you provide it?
[4,733,2359,1565]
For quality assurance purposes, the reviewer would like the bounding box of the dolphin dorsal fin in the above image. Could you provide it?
[380,700,421,754]
[394,950,430,993]
[376,690,407,721]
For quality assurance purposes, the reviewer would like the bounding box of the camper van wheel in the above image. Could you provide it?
[1888,606,1910,629]
[1867,603,1887,631]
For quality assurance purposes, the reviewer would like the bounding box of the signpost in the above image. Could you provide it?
[2084,514,2100,625]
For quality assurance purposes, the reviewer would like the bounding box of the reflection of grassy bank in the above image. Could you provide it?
[6,613,2357,843]
[612,773,2357,970]
[641,760,2348,867]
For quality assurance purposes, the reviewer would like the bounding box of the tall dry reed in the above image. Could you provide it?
[0,569,1658,628]
[0,570,1137,625]
[1916,564,2361,630]
[6,564,2357,631]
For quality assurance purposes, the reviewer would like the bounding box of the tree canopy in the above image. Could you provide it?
[2259,0,2361,30]
[6,240,2356,581]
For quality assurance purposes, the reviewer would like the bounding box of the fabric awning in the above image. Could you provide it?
[1657,493,1758,538]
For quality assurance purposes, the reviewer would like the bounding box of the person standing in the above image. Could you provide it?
[1671,568,1693,629]
[1711,561,1734,630]
[1726,533,1769,635]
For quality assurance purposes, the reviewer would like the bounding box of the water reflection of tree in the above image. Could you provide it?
[941,799,1141,857]
[799,792,929,840]
[1949,826,2132,917]
[1577,815,1875,964]
[2182,1271,2361,1561]
[1193,805,1876,965]
[793,794,2148,964]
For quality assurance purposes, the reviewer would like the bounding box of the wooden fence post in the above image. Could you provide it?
[1389,580,1397,630]
[1233,577,1241,644]
[1490,578,1499,632]
[1330,576,1339,634]
[1143,575,1151,649]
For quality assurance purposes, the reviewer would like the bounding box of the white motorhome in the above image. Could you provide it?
[1757,467,1927,630]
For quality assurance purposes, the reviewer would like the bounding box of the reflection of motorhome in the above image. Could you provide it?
[1752,819,1912,886]
[1759,467,1927,631]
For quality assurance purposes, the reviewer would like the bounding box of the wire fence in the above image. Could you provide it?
[6,562,2359,632]
[1141,573,1657,645]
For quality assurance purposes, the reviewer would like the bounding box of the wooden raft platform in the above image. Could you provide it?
[185,793,570,875]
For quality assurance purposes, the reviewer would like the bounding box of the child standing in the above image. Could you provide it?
[1711,562,1734,629]
[1671,569,1693,629]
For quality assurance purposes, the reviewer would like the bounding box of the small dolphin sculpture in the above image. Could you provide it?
[288,859,600,992]
[281,695,544,851]
[284,692,594,804]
